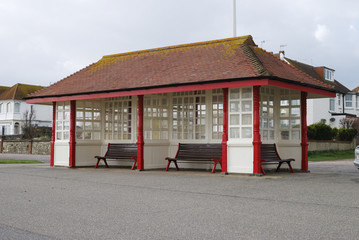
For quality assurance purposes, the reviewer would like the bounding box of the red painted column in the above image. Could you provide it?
[69,100,76,167]
[50,102,56,167]
[301,92,309,172]
[136,95,144,171]
[221,88,228,174]
[252,86,262,175]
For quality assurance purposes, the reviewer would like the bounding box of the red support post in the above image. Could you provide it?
[69,100,76,167]
[136,95,144,171]
[252,86,262,175]
[221,88,229,174]
[50,102,56,167]
[301,92,309,172]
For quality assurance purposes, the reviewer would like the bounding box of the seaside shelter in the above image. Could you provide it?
[26,35,337,174]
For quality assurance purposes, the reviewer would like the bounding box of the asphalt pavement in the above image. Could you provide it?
[0,159,358,240]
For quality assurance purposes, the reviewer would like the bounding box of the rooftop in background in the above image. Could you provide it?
[0,84,45,100]
[27,35,336,100]
[284,57,350,94]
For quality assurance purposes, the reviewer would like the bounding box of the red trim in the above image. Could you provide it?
[252,86,262,175]
[301,92,309,171]
[267,80,335,97]
[26,78,335,104]
[50,102,56,167]
[136,95,144,171]
[69,100,76,167]
[221,88,228,173]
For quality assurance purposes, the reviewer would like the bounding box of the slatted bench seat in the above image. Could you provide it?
[261,143,295,175]
[165,143,222,173]
[94,143,137,169]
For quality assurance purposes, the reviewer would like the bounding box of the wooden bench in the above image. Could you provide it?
[165,143,222,173]
[94,143,137,169]
[260,144,295,175]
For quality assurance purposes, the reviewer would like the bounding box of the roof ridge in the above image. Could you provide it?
[12,83,20,100]
[102,35,254,60]
[241,45,270,76]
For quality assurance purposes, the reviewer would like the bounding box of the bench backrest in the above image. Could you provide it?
[176,143,222,160]
[105,143,137,158]
[260,144,281,161]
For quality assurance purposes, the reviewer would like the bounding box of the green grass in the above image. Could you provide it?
[0,159,44,164]
[308,149,355,162]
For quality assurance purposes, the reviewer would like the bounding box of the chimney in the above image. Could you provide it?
[279,51,285,60]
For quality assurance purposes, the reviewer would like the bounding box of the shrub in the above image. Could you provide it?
[307,122,334,140]
[336,128,357,141]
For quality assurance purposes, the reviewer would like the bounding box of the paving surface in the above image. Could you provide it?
[0,159,358,240]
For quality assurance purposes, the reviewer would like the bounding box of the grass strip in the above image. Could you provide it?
[0,159,44,164]
[308,149,354,162]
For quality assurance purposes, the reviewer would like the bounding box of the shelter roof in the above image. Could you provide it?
[0,84,44,100]
[27,35,336,100]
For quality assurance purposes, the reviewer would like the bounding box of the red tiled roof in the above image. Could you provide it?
[0,84,44,100]
[27,35,336,99]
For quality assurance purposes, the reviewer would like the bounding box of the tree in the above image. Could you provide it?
[22,107,37,140]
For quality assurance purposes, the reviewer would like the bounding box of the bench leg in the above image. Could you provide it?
[276,162,283,172]
[131,158,137,170]
[95,159,100,168]
[287,162,294,173]
[165,160,171,171]
[174,161,179,171]
[261,166,266,175]
[211,161,217,173]
[103,159,109,168]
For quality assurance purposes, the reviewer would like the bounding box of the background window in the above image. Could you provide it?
[260,87,275,140]
[345,95,352,108]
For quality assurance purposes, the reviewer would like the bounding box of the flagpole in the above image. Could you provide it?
[233,0,237,37]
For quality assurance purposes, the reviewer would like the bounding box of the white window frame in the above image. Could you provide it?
[104,97,133,141]
[260,87,275,141]
[76,100,102,141]
[144,94,169,140]
[278,89,301,141]
[345,95,353,108]
[229,87,253,140]
[14,102,20,113]
[56,102,70,141]
[172,90,207,140]
[329,98,335,111]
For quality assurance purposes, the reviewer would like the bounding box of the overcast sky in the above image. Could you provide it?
[1,0,358,90]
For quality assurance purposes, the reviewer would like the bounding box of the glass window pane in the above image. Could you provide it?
[280,131,289,140]
[230,89,240,99]
[292,130,300,140]
[242,88,252,98]
[230,114,240,125]
[230,127,240,139]
[291,108,300,117]
[242,101,252,112]
[242,114,252,125]
[242,127,252,138]
[230,101,240,112]
[280,119,289,129]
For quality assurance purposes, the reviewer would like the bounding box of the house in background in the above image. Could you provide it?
[26,35,338,174]
[0,83,52,136]
[277,53,357,128]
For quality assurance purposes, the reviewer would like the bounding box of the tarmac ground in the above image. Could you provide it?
[0,156,358,240]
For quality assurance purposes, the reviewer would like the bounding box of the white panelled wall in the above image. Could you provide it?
[53,86,303,174]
